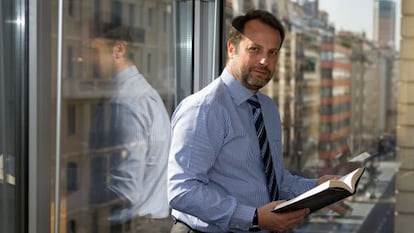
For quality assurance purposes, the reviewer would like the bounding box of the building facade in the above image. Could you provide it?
[374,0,397,49]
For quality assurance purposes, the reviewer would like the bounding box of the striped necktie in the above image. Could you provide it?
[247,95,278,201]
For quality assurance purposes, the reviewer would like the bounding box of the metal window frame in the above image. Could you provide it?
[193,0,222,92]
[28,0,53,233]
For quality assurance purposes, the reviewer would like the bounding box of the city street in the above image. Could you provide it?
[293,155,398,233]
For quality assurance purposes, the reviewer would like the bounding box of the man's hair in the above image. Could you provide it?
[92,22,133,44]
[229,10,285,48]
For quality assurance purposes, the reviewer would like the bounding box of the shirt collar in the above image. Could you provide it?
[112,65,141,88]
[221,68,258,106]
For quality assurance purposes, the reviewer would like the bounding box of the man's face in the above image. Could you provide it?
[88,38,115,78]
[227,19,281,93]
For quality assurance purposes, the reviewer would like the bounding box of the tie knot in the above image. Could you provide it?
[247,95,260,109]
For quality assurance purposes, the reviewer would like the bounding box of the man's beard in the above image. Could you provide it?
[241,65,273,91]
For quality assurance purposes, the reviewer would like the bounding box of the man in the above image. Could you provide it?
[168,10,333,233]
[88,23,172,233]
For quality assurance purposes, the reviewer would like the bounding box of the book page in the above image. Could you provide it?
[274,181,331,210]
[338,168,363,191]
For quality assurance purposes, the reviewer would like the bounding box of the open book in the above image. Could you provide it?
[273,166,365,213]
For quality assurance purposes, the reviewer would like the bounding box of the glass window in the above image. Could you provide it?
[67,46,74,78]
[67,219,77,233]
[321,51,333,60]
[67,104,76,136]
[54,1,178,232]
[147,53,151,74]
[148,7,153,28]
[128,4,135,27]
[4,0,412,232]
[0,0,27,233]
[111,1,122,25]
[68,0,75,18]
[67,162,78,192]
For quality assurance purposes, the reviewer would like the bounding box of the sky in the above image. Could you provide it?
[318,0,401,47]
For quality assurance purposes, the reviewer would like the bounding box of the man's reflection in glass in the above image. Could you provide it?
[88,23,172,233]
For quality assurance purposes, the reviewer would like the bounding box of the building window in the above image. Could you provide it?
[129,4,136,28]
[68,0,74,17]
[94,0,101,23]
[303,57,316,71]
[147,53,152,74]
[67,162,78,192]
[112,1,122,25]
[68,219,77,233]
[67,104,76,136]
[148,8,153,28]
[163,11,168,32]
[67,46,74,78]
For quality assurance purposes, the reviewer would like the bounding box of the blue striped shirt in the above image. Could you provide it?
[168,69,316,233]
[90,66,171,223]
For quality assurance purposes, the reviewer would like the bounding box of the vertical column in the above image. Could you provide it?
[395,0,414,232]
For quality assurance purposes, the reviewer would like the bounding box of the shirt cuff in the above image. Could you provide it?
[228,204,256,231]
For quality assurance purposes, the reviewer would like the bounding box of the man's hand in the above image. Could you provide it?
[316,175,351,215]
[326,202,353,217]
[257,201,309,232]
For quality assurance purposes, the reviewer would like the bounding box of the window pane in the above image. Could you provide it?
[0,0,27,233]
[56,1,177,232]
